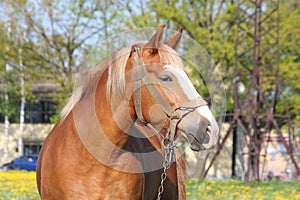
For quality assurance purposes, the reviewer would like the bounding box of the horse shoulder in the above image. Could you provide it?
[38,115,144,199]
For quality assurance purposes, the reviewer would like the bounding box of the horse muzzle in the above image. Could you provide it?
[177,106,219,151]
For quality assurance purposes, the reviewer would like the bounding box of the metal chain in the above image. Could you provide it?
[156,139,175,200]
[155,103,207,199]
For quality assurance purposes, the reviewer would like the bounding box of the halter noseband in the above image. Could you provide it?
[132,48,208,142]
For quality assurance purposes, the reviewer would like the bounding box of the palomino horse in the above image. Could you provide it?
[37,25,219,200]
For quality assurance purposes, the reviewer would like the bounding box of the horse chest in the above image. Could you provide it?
[89,169,144,199]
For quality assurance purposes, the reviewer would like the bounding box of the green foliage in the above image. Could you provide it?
[0,18,38,123]
[0,70,20,121]
[277,2,300,128]
[0,21,20,122]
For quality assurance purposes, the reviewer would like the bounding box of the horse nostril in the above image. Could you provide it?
[203,122,211,143]
[203,124,211,143]
[206,124,211,133]
[195,121,210,144]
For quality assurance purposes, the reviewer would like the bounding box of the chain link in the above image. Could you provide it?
[156,139,175,200]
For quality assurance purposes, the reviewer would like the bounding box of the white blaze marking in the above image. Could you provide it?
[197,106,215,123]
[164,65,219,136]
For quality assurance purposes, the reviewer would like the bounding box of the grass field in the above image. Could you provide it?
[187,178,300,200]
[0,171,39,200]
[1,171,300,200]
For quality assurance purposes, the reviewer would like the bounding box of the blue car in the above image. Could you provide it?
[1,154,38,171]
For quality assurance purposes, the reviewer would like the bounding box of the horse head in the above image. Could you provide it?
[127,25,219,151]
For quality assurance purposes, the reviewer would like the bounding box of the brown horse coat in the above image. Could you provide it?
[37,25,219,200]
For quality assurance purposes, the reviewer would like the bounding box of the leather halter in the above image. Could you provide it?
[132,47,208,141]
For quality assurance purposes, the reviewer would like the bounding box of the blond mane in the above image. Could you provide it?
[60,42,183,119]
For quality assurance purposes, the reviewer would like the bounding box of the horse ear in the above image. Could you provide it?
[144,24,166,54]
[165,28,183,50]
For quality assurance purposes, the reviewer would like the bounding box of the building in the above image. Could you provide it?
[0,82,57,165]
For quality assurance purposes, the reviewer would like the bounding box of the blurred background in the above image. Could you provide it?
[0,0,299,183]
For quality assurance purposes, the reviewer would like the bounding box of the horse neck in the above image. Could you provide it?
[93,69,135,148]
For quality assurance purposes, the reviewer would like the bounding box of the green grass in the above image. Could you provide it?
[187,178,300,200]
[0,171,39,200]
[1,171,300,199]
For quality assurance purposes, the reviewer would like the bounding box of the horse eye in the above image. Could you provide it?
[159,76,172,82]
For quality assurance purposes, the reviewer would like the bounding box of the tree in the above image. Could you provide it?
[0,21,21,161]
[0,0,122,120]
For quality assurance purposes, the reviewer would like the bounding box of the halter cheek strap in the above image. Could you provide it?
[133,64,176,124]
[134,74,181,141]
[133,65,148,125]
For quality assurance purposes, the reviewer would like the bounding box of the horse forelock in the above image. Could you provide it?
[157,45,183,69]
